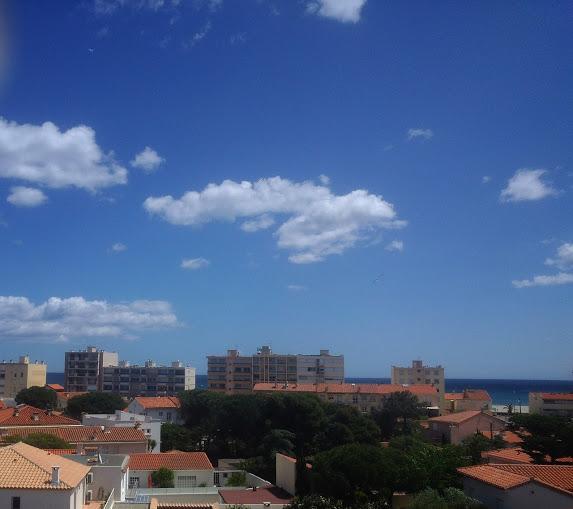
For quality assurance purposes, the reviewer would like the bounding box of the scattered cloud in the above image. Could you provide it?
[482,176,491,184]
[383,144,394,152]
[184,21,212,49]
[96,26,110,38]
[0,117,127,191]
[110,242,127,253]
[229,32,247,45]
[545,242,573,270]
[385,240,404,252]
[306,0,367,23]
[500,169,558,202]
[407,128,433,141]
[287,284,307,291]
[131,146,164,173]
[241,214,275,233]
[0,296,178,342]
[7,187,47,207]
[512,273,573,288]
[181,257,210,270]
[144,176,405,264]
[318,174,330,186]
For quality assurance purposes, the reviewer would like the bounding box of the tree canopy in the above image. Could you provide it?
[15,386,57,410]
[5,433,72,450]
[151,467,174,488]
[65,392,126,419]
[371,391,426,439]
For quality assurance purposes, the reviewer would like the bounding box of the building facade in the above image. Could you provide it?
[445,389,492,414]
[529,392,573,417]
[126,396,182,424]
[0,355,47,398]
[101,360,195,397]
[427,410,506,445]
[391,359,445,409]
[64,346,119,392]
[208,346,344,394]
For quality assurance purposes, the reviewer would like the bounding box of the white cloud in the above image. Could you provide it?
[287,284,307,291]
[500,169,558,202]
[144,176,405,264]
[318,174,330,186]
[110,242,127,252]
[407,128,433,141]
[181,257,210,270]
[545,242,573,270]
[7,186,47,207]
[385,240,404,252]
[0,118,127,191]
[482,176,491,184]
[131,146,164,173]
[306,0,367,23]
[184,21,212,49]
[241,214,275,233]
[512,273,573,288]
[0,296,178,342]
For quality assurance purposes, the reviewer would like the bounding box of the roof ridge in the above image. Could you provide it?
[8,443,73,489]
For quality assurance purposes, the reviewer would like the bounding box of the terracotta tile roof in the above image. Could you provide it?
[539,393,573,401]
[458,464,573,494]
[45,384,65,392]
[44,449,77,456]
[0,401,5,410]
[483,448,533,464]
[133,396,181,409]
[0,425,147,444]
[0,442,90,490]
[253,382,438,396]
[220,486,293,504]
[445,390,491,401]
[0,405,81,427]
[157,504,213,508]
[57,392,87,401]
[128,452,213,471]
[429,410,504,425]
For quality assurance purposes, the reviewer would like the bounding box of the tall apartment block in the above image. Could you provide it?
[391,359,445,409]
[101,360,196,397]
[207,345,344,394]
[0,355,47,398]
[64,346,119,392]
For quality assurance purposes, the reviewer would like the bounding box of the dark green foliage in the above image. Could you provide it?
[160,422,198,452]
[461,432,505,465]
[151,467,175,488]
[226,471,247,487]
[287,495,344,509]
[5,433,72,449]
[15,386,57,410]
[65,392,126,419]
[371,391,425,439]
[410,487,485,509]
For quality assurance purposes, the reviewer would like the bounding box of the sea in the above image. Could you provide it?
[47,373,573,406]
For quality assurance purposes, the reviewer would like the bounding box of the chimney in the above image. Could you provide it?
[51,466,60,486]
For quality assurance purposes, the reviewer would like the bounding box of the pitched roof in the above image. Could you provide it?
[538,393,573,401]
[43,449,77,456]
[45,384,65,392]
[128,452,213,471]
[483,448,533,464]
[0,442,90,490]
[133,396,181,409]
[445,390,491,401]
[57,392,87,401]
[253,382,438,396]
[429,410,503,425]
[458,464,573,494]
[0,405,81,427]
[0,425,147,444]
[219,486,293,504]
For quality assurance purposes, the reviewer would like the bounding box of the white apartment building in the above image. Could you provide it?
[127,396,182,424]
[0,355,47,398]
[64,346,118,392]
[391,359,445,409]
[529,392,573,417]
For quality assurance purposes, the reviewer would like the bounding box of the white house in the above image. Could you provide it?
[127,396,182,424]
[0,442,91,509]
[82,410,161,452]
[128,452,214,489]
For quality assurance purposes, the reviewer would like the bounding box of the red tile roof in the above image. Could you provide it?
[445,390,491,401]
[483,448,533,464]
[133,397,181,409]
[128,452,213,471]
[429,410,503,425]
[458,464,573,494]
[57,392,87,401]
[539,393,573,401]
[45,384,65,392]
[220,487,293,505]
[253,382,438,396]
[0,405,81,427]
[0,425,147,444]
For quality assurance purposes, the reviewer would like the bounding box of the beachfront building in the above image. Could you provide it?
[207,346,344,394]
[0,355,47,398]
[391,360,445,410]
[458,464,573,509]
[445,389,492,414]
[426,410,506,445]
[101,360,195,397]
[64,346,119,392]
[529,392,573,417]
[253,382,440,413]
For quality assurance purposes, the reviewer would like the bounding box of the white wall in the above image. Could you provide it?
[129,469,214,489]
[275,454,296,496]
[0,483,85,509]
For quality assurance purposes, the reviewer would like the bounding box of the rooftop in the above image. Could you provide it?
[428,410,503,425]
[66,453,128,467]
[129,452,214,471]
[537,393,573,401]
[0,442,90,490]
[0,405,81,427]
[0,425,147,443]
[219,486,293,505]
[445,389,491,401]
[483,448,533,464]
[253,382,438,395]
[133,396,181,409]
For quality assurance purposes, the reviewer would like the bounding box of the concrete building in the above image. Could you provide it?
[426,410,506,445]
[101,360,195,397]
[208,346,344,394]
[82,410,161,452]
[391,359,445,409]
[253,382,440,412]
[529,392,573,417]
[0,355,47,398]
[445,389,492,414]
[458,464,573,509]
[127,396,182,424]
[0,442,91,509]
[64,346,118,392]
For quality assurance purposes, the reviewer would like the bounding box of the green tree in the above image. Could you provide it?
[15,386,57,410]
[462,433,504,465]
[160,422,197,452]
[410,488,484,509]
[151,467,175,488]
[65,392,126,419]
[226,471,247,487]
[5,433,72,450]
[372,391,425,439]
[287,495,344,509]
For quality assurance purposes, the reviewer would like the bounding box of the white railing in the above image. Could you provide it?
[102,488,115,509]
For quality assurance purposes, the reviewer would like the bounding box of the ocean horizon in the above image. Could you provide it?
[47,373,573,406]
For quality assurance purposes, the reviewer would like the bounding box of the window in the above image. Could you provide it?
[86,472,94,484]
[129,477,140,488]
[12,497,21,509]
[177,475,197,488]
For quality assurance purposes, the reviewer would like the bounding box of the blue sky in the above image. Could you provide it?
[0,0,572,378]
